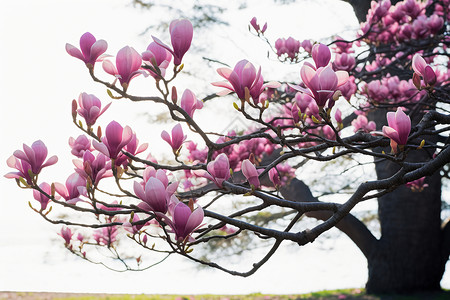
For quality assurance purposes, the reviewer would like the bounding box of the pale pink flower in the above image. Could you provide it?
[241,159,261,188]
[180,89,203,118]
[59,227,73,245]
[32,182,54,211]
[352,115,376,133]
[54,173,87,204]
[412,54,437,87]
[102,46,144,89]
[162,202,204,242]
[142,42,172,79]
[76,92,111,127]
[8,140,58,177]
[382,107,411,148]
[212,59,280,103]
[69,135,93,158]
[161,124,187,152]
[65,32,108,68]
[93,121,133,159]
[196,153,230,188]
[268,168,281,187]
[153,19,193,66]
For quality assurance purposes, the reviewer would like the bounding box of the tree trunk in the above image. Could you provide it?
[365,109,446,293]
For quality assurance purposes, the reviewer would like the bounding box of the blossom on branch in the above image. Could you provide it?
[93,121,133,160]
[76,92,111,128]
[102,46,144,90]
[65,32,108,68]
[382,107,411,152]
[161,124,186,154]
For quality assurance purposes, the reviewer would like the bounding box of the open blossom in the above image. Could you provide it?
[69,135,93,158]
[134,177,174,214]
[352,115,376,133]
[116,132,148,167]
[412,54,437,87]
[161,202,204,242]
[93,121,133,159]
[102,46,144,89]
[153,19,193,66]
[32,182,54,211]
[382,107,411,150]
[65,32,107,68]
[142,42,172,79]
[241,159,261,188]
[291,64,348,108]
[6,140,58,180]
[180,89,203,118]
[54,173,87,204]
[212,59,280,103]
[73,151,113,186]
[161,124,186,152]
[196,153,231,188]
[76,93,111,127]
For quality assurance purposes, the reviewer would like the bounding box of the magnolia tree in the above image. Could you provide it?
[6,0,450,294]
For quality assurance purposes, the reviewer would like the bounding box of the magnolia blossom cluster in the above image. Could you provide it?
[360,0,445,45]
[274,37,314,62]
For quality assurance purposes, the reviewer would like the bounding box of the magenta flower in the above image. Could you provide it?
[65,32,108,68]
[76,92,111,127]
[161,124,187,153]
[241,159,261,188]
[382,107,411,150]
[93,121,133,159]
[102,46,144,89]
[406,177,429,192]
[196,153,231,188]
[54,173,87,204]
[93,225,118,246]
[163,202,204,242]
[212,59,280,103]
[412,54,437,87]
[352,115,376,133]
[180,89,203,118]
[153,19,193,66]
[8,140,58,178]
[68,135,93,158]
[142,42,172,79]
[73,151,113,186]
[116,132,148,167]
[32,182,54,211]
[134,177,172,214]
[311,43,331,68]
[59,227,73,246]
[291,65,348,108]
[268,168,281,188]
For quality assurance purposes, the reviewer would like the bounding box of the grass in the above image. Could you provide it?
[3,288,449,300]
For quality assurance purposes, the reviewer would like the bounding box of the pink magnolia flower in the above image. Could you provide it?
[116,132,148,167]
[333,53,356,72]
[93,225,118,246]
[180,89,203,118]
[352,115,376,133]
[334,108,342,124]
[161,124,187,152]
[134,177,173,214]
[163,202,204,242]
[102,46,144,89]
[311,43,331,68]
[123,214,146,234]
[68,135,93,158]
[65,32,108,68]
[412,54,437,87]
[142,42,172,79]
[241,159,261,188]
[268,168,281,187]
[33,182,54,211]
[196,153,231,188]
[250,17,267,34]
[54,173,87,204]
[93,121,133,159]
[5,155,32,184]
[153,19,193,66]
[291,65,348,108]
[76,92,111,127]
[406,177,429,192]
[73,151,113,186]
[8,140,58,178]
[59,227,73,245]
[382,107,411,149]
[212,59,280,103]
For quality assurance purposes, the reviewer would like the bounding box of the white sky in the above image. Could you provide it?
[0,0,448,294]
